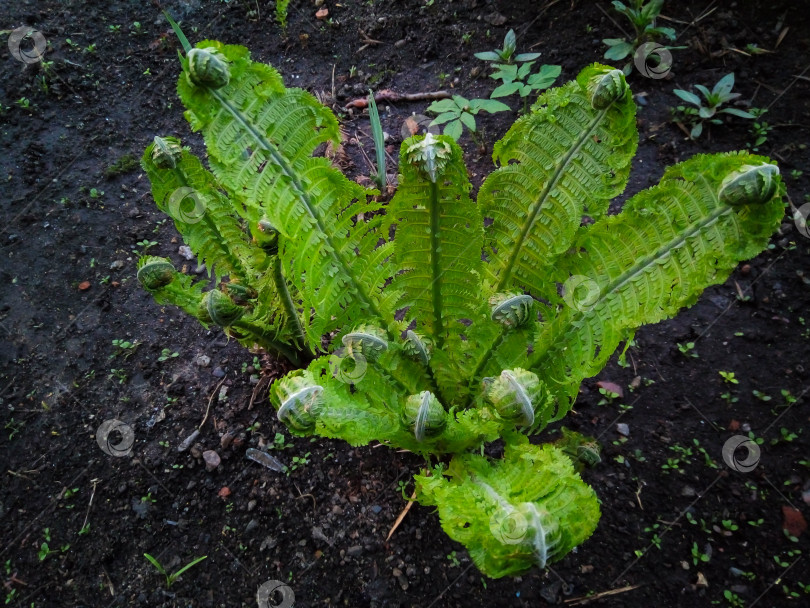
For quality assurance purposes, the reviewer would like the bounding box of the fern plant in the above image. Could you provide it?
[138,38,784,579]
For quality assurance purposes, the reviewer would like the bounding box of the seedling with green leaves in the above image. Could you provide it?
[489,62,562,112]
[472,28,562,112]
[143,553,207,589]
[603,0,676,64]
[136,32,784,579]
[426,95,510,144]
[673,73,754,139]
[474,29,540,65]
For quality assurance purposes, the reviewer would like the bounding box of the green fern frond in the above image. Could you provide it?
[415,441,600,578]
[527,153,783,417]
[389,135,483,347]
[141,138,263,285]
[176,41,396,348]
[479,64,637,299]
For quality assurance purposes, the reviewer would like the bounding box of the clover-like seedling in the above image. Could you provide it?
[673,73,754,138]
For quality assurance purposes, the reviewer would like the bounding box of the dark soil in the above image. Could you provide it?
[1,1,809,607]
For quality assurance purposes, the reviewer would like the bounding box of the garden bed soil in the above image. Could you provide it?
[1,1,809,607]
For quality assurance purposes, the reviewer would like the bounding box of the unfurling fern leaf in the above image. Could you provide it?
[139,35,785,580]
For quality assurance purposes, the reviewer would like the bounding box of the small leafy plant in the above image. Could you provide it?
[474,29,540,65]
[673,73,754,139]
[474,28,561,112]
[603,0,676,64]
[137,35,784,578]
[143,553,207,589]
[426,95,510,144]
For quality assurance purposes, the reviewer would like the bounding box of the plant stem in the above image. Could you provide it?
[232,319,304,366]
[271,256,312,357]
[428,180,445,350]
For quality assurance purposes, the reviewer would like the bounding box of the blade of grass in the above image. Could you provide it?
[168,555,208,586]
[163,10,192,53]
[367,91,387,190]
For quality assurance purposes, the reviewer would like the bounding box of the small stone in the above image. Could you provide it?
[178,245,195,260]
[616,423,630,437]
[485,12,507,25]
[110,260,125,270]
[203,450,221,471]
[221,431,236,449]
[248,500,257,512]
[394,39,406,49]
[195,354,211,368]
[218,486,231,498]
[371,505,382,514]
[393,569,408,590]
[347,545,363,557]
[316,7,329,19]
[78,281,91,291]
[190,445,202,459]
[740,264,751,275]
[212,367,225,378]
[681,486,696,497]
[260,536,277,551]
[245,448,285,472]
[245,519,259,534]
[312,526,331,545]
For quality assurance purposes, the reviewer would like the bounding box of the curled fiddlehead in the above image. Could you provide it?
[200,289,245,327]
[151,136,183,169]
[718,163,780,206]
[489,293,534,329]
[483,368,549,429]
[586,67,628,110]
[137,256,176,290]
[186,47,230,89]
[401,391,447,441]
[342,325,388,362]
[403,330,433,365]
[221,279,257,306]
[274,371,323,432]
[402,132,452,183]
[253,218,279,255]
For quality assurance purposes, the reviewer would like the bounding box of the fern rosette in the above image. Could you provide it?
[138,37,785,579]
